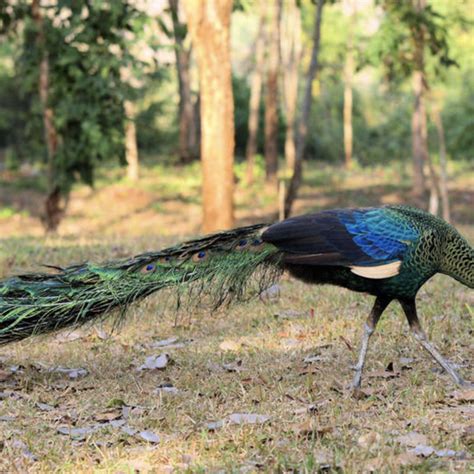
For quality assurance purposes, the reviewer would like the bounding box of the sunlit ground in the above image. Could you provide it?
[0,160,472,472]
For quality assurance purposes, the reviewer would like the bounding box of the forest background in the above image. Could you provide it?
[0,1,473,471]
[0,0,472,237]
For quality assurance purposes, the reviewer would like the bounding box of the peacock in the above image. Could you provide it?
[0,205,472,389]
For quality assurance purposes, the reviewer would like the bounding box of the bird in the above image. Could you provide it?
[0,205,472,389]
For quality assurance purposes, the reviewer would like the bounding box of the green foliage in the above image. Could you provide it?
[2,1,144,193]
[232,74,285,157]
[443,70,474,161]
[370,0,456,83]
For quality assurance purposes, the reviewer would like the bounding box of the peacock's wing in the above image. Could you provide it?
[262,207,420,279]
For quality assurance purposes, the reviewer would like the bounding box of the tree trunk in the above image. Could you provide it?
[281,0,301,173]
[32,0,62,232]
[264,0,282,188]
[124,100,139,181]
[169,0,198,163]
[184,0,234,232]
[411,0,428,197]
[284,0,324,218]
[343,0,355,169]
[431,103,450,221]
[245,15,265,184]
[427,154,440,216]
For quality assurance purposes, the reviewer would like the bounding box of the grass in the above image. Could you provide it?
[0,161,472,472]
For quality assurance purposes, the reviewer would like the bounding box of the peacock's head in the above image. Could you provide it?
[439,228,474,289]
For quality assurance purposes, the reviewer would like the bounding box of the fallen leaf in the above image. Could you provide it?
[228,413,270,425]
[395,431,428,447]
[57,425,101,440]
[293,404,317,415]
[409,444,435,457]
[259,284,280,302]
[48,367,88,379]
[0,369,13,382]
[154,384,180,395]
[274,309,305,319]
[303,355,324,364]
[223,360,243,372]
[399,357,415,369]
[138,430,160,443]
[149,337,186,349]
[0,415,16,421]
[137,354,169,371]
[434,448,466,458]
[109,419,126,428]
[9,439,37,462]
[291,420,333,438]
[450,388,474,402]
[36,402,54,411]
[339,335,354,352]
[206,420,225,431]
[121,425,137,436]
[311,448,333,465]
[95,328,110,340]
[297,366,319,376]
[281,338,299,348]
[55,330,83,343]
[94,409,122,423]
[365,452,420,471]
[219,340,241,352]
[358,432,382,449]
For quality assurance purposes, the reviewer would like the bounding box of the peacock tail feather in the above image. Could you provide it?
[0,224,282,345]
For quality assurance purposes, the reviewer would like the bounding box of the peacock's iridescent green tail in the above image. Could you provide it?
[0,205,472,349]
[0,224,282,345]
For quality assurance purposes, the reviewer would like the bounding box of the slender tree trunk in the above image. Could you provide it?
[411,0,428,197]
[184,0,234,232]
[427,154,440,216]
[343,0,355,169]
[284,0,324,218]
[281,0,301,173]
[431,103,450,221]
[124,100,139,181]
[264,0,282,188]
[169,0,197,163]
[245,15,265,184]
[32,0,62,232]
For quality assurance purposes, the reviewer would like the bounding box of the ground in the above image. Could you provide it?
[0,161,472,472]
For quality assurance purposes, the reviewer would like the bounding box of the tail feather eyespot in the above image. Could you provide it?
[249,238,264,251]
[236,239,250,250]
[141,263,156,274]
[192,250,208,262]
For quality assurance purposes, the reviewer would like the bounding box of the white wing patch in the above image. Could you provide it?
[350,260,401,279]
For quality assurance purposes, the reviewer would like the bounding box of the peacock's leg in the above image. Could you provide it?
[399,298,469,387]
[352,296,391,389]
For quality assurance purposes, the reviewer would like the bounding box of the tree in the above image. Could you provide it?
[264,0,281,188]
[168,0,198,163]
[280,0,301,173]
[124,100,139,181]
[2,1,141,231]
[31,0,61,229]
[284,0,324,218]
[343,0,356,169]
[245,13,265,184]
[411,0,429,196]
[184,0,234,232]
[373,0,456,201]
[430,96,450,221]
